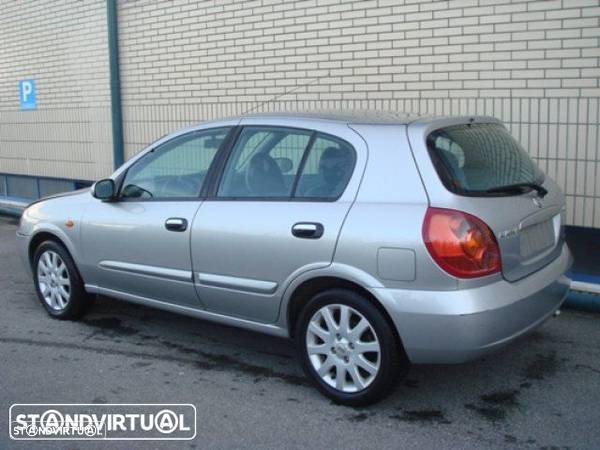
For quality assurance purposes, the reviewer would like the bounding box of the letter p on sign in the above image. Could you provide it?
[19,79,36,110]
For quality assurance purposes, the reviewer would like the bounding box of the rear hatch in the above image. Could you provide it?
[407,117,565,282]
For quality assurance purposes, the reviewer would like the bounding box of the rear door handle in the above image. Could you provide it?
[292,222,324,239]
[165,217,188,232]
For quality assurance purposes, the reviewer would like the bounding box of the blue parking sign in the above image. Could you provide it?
[19,79,36,110]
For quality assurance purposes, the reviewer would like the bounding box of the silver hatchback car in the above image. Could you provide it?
[17,112,572,405]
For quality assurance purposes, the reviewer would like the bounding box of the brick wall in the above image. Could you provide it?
[0,0,113,180]
[119,0,600,105]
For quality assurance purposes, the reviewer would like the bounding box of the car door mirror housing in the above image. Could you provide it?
[92,179,116,200]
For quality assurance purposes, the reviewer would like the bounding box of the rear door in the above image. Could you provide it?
[190,119,367,323]
[407,117,565,282]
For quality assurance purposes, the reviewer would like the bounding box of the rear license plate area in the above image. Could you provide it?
[520,218,555,259]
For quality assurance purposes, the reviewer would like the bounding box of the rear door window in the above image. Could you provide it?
[217,127,357,200]
[426,123,544,196]
[295,135,356,199]
[218,127,312,198]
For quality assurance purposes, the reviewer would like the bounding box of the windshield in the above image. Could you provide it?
[426,123,544,196]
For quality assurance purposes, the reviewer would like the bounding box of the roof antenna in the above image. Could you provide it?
[241,73,326,116]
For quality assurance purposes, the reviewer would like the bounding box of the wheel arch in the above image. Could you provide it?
[285,274,408,361]
[28,229,77,269]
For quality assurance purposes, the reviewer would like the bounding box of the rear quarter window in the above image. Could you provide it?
[426,123,544,196]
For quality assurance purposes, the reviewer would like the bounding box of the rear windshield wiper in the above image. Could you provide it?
[486,182,548,198]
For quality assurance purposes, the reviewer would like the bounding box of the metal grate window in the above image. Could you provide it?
[39,179,75,198]
[6,176,38,199]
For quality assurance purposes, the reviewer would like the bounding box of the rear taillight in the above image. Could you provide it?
[422,207,501,278]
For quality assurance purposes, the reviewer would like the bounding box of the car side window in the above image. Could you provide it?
[120,127,230,199]
[218,127,312,198]
[295,134,356,199]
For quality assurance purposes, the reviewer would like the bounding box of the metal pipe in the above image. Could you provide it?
[570,280,600,295]
[106,0,124,170]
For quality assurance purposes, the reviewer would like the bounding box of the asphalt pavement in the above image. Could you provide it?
[0,216,599,449]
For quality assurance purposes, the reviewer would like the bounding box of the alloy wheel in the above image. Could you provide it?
[37,250,71,311]
[306,304,381,393]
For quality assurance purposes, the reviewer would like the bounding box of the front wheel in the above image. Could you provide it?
[33,240,90,320]
[296,289,409,406]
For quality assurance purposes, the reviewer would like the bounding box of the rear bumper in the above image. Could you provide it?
[373,243,572,364]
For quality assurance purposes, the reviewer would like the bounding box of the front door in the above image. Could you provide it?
[81,126,231,307]
[191,121,366,322]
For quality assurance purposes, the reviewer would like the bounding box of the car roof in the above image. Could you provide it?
[191,109,430,127]
[235,110,422,125]
[200,110,500,127]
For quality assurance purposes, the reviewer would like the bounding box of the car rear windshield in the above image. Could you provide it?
[426,123,544,197]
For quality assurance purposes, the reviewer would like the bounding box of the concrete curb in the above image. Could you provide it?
[0,206,23,218]
[565,273,600,313]
[0,199,26,218]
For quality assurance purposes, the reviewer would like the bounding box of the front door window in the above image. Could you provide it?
[121,127,230,199]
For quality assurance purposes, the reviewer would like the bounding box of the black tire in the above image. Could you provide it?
[295,288,409,406]
[32,240,90,320]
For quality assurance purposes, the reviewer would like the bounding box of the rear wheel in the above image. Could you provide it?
[33,240,90,320]
[296,288,408,406]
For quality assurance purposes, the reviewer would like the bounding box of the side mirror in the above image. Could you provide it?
[92,179,116,201]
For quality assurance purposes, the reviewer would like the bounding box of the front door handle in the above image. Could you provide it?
[165,217,188,232]
[292,222,324,239]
